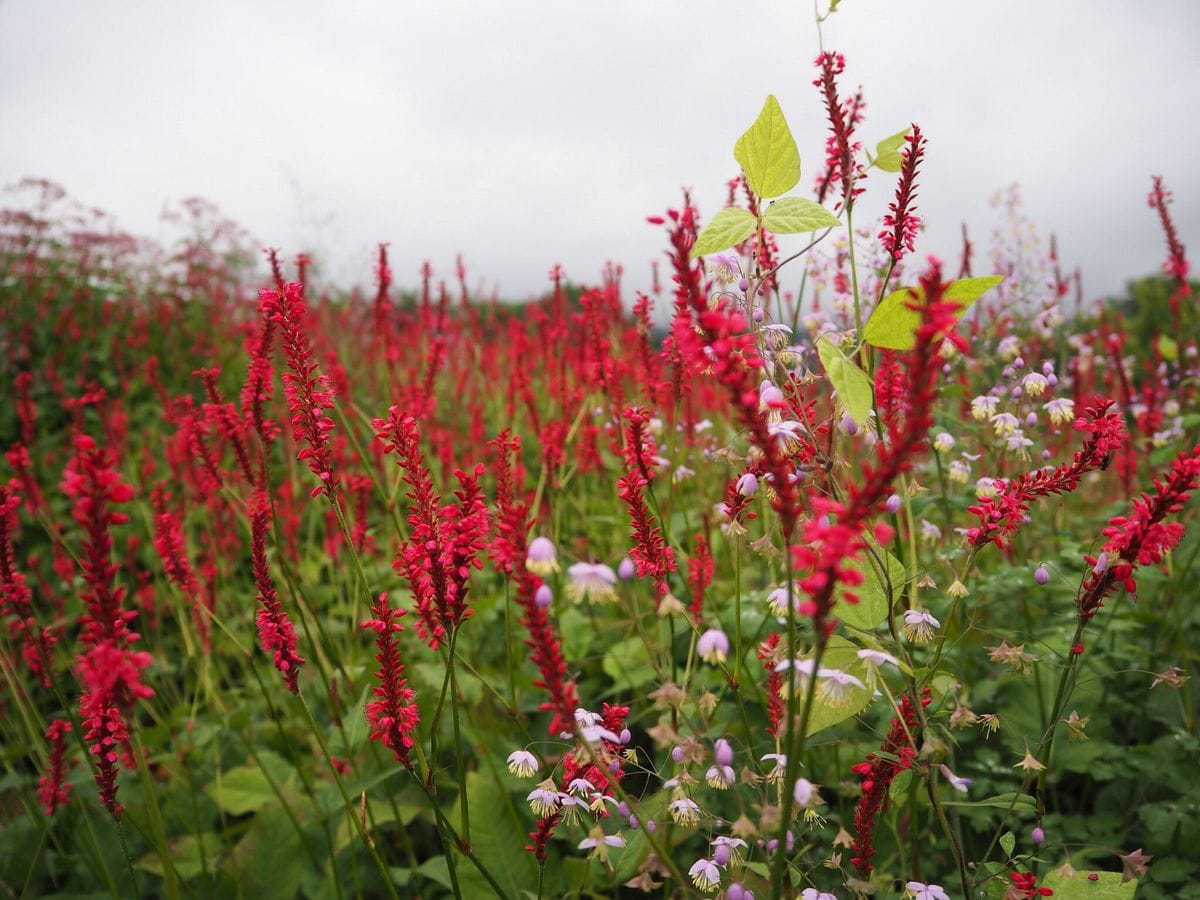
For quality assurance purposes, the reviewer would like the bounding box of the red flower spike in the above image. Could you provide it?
[361,593,420,768]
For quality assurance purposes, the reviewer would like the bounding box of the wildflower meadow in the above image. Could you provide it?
[2,29,1199,900]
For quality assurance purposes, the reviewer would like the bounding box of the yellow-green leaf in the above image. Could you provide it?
[873,127,911,173]
[1041,868,1136,899]
[1160,334,1178,361]
[690,207,757,259]
[761,196,841,234]
[863,275,1004,350]
[832,538,904,630]
[734,95,801,200]
[805,635,873,734]
[817,335,874,426]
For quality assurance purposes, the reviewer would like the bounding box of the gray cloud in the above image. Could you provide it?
[2,0,1195,303]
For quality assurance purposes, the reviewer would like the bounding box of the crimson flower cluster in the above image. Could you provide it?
[375,407,489,649]
[37,719,75,816]
[686,534,713,625]
[850,688,929,875]
[1,484,54,683]
[967,398,1126,548]
[661,204,804,539]
[813,51,866,208]
[1077,442,1200,623]
[250,491,304,693]
[260,282,338,498]
[62,434,152,818]
[361,592,420,768]
[879,123,926,262]
[491,432,579,736]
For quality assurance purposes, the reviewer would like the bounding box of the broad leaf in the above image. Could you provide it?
[832,538,904,630]
[1041,868,1136,899]
[1159,334,1178,361]
[734,95,801,199]
[690,207,757,259]
[804,635,873,735]
[863,275,1004,350]
[873,127,911,173]
[761,197,841,234]
[817,336,874,426]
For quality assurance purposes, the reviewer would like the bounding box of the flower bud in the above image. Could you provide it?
[534,584,553,608]
[1031,826,1046,845]
[1034,564,1050,585]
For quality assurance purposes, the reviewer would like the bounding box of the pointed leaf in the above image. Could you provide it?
[863,275,1004,350]
[873,127,911,173]
[734,95,801,199]
[690,207,757,259]
[817,336,874,426]
[761,197,841,234]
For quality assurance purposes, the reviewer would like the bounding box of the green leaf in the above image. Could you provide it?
[817,336,874,426]
[1000,831,1015,858]
[603,635,658,690]
[863,275,1004,350]
[690,207,757,259]
[1160,334,1179,361]
[454,772,539,898]
[941,792,1037,813]
[805,635,873,735]
[207,752,290,815]
[761,197,841,234]
[873,128,911,173]
[734,95,801,199]
[1041,868,1136,899]
[558,606,593,662]
[137,833,220,880]
[833,538,904,630]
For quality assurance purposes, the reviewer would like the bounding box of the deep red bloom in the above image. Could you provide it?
[251,491,304,693]
[616,467,677,603]
[879,124,926,261]
[686,534,713,625]
[813,52,866,207]
[0,484,55,683]
[968,398,1126,548]
[361,592,420,767]
[490,432,579,735]
[260,282,338,498]
[375,408,489,648]
[758,634,785,737]
[37,719,76,816]
[81,698,128,818]
[850,689,929,874]
[1077,443,1200,621]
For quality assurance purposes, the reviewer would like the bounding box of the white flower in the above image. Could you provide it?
[990,412,1020,436]
[697,628,730,665]
[566,562,618,603]
[933,432,956,453]
[903,609,940,644]
[706,251,741,285]
[1044,397,1075,425]
[907,881,951,900]
[689,857,721,892]
[801,890,839,900]
[817,668,865,706]
[857,648,900,670]
[766,583,803,616]
[971,395,998,421]
[577,832,625,850]
[1022,371,1049,397]
[506,750,539,778]
[705,764,736,789]
[760,753,787,781]
[526,780,560,816]
[669,797,701,826]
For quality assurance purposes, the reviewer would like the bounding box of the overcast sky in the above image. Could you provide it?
[2,1,1197,304]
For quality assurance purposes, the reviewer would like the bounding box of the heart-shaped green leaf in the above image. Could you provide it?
[734,95,801,200]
